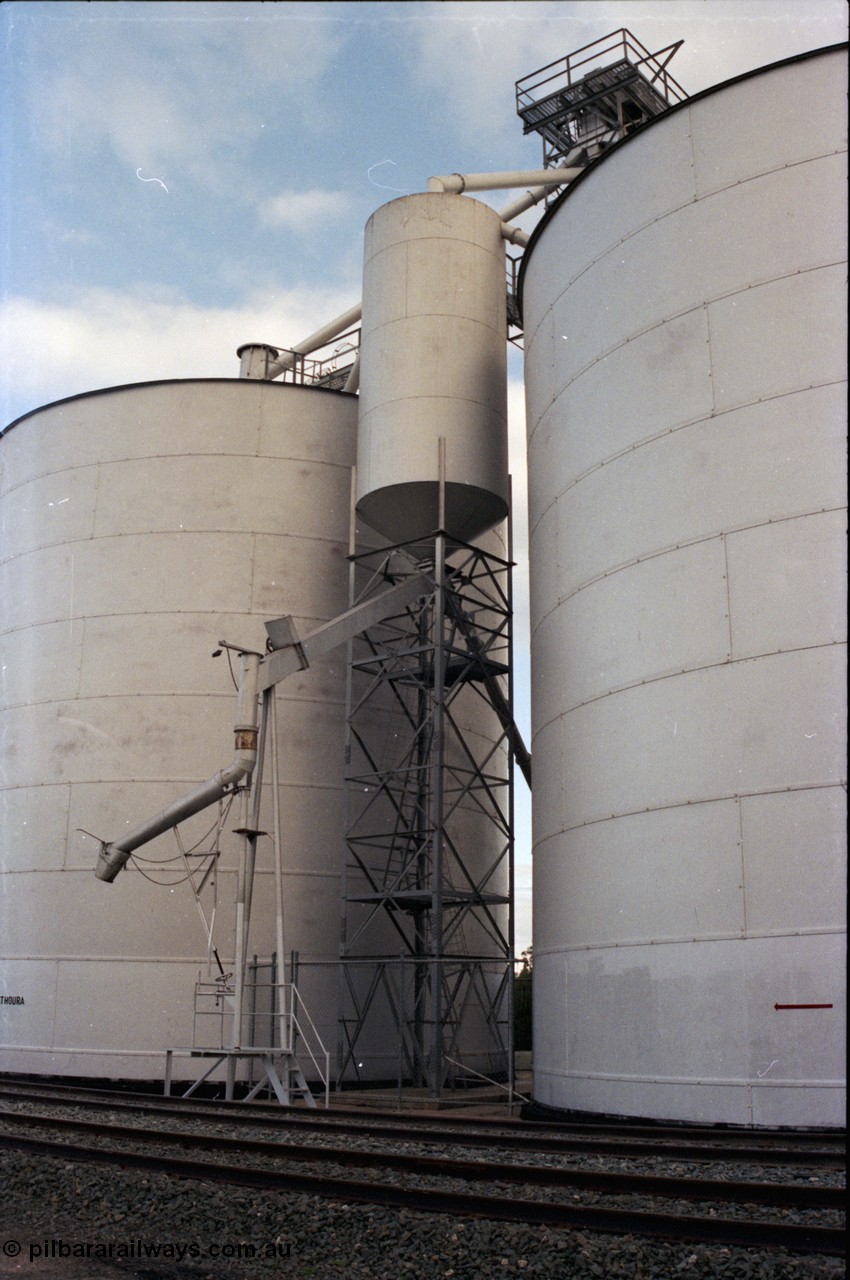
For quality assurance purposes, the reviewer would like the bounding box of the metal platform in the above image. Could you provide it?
[163,1048,325,1107]
[516,29,687,167]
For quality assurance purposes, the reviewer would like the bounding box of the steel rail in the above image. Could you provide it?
[1,1110,844,1211]
[0,1085,842,1167]
[0,1078,841,1147]
[0,1075,844,1146]
[0,1130,842,1256]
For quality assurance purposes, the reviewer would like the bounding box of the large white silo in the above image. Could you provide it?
[0,379,359,1081]
[522,47,847,1126]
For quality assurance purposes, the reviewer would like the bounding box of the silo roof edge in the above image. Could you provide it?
[1,377,357,439]
[516,41,849,323]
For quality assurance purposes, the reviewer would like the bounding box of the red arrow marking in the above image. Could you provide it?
[774,1003,833,1010]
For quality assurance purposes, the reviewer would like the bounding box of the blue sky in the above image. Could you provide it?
[2,0,846,956]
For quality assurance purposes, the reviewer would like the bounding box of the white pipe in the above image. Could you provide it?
[95,652,261,883]
[497,185,554,222]
[234,683,271,1049]
[231,784,251,1049]
[426,167,582,195]
[270,686,288,1050]
[501,222,529,247]
[264,303,362,379]
[343,352,360,393]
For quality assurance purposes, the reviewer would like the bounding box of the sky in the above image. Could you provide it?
[2,0,847,959]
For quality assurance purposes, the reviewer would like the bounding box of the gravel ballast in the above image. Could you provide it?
[1,1148,844,1280]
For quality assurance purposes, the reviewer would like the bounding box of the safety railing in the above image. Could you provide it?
[284,982,331,1107]
[516,28,688,118]
[271,328,360,389]
[192,970,330,1106]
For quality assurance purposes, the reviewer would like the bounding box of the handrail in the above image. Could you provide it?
[443,1054,522,1106]
[192,975,330,1107]
[516,28,687,114]
[287,984,331,1109]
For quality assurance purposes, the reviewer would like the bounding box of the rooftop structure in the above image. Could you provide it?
[516,29,688,168]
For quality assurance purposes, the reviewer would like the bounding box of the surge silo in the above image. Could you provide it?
[522,46,847,1126]
[356,191,509,545]
[340,191,515,1091]
[0,379,358,1081]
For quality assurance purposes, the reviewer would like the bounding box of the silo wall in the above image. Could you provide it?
[522,48,847,1126]
[0,380,359,1080]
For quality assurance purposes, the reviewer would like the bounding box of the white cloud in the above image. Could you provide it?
[408,2,614,150]
[21,3,350,190]
[258,189,354,232]
[0,284,360,427]
[408,0,848,158]
[40,219,95,247]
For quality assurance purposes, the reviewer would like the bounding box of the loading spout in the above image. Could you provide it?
[95,653,261,883]
[95,577,432,883]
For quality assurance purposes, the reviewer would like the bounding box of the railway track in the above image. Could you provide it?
[0,1083,844,1257]
[0,1079,843,1167]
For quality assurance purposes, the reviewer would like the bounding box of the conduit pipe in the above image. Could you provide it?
[498,184,559,223]
[501,222,530,247]
[426,167,582,195]
[263,302,362,379]
[343,352,360,393]
[95,652,261,883]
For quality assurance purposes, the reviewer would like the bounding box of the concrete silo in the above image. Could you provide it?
[521,46,847,1126]
[0,379,358,1082]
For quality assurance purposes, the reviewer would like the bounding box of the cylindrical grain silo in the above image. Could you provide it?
[343,190,514,1087]
[356,192,509,545]
[0,379,358,1082]
[522,46,847,1126]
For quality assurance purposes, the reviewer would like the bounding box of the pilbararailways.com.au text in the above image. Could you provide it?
[8,1237,292,1264]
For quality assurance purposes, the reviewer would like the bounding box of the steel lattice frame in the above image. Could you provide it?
[515,29,687,171]
[337,528,515,1097]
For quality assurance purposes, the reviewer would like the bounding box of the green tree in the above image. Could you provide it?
[514,948,532,1051]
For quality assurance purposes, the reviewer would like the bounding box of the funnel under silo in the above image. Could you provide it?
[356,192,509,545]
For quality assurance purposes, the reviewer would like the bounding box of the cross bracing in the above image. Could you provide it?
[337,532,516,1096]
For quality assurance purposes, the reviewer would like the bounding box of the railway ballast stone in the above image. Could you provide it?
[0,1150,844,1280]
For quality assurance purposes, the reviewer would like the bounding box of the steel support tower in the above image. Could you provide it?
[337,520,518,1098]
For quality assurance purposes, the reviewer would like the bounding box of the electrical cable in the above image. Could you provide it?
[225,646,238,690]
[127,795,236,863]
